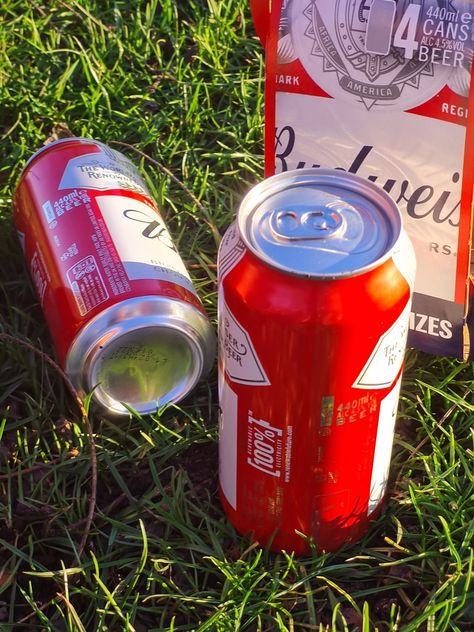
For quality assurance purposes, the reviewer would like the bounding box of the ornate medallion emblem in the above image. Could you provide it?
[289,0,460,110]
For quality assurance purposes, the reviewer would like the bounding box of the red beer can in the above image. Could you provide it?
[217,169,415,553]
[13,138,215,416]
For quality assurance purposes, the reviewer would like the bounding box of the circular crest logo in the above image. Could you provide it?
[289,0,459,111]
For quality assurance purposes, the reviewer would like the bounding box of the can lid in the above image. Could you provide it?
[238,169,402,278]
[66,297,215,416]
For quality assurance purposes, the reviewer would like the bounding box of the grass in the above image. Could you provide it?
[0,0,473,630]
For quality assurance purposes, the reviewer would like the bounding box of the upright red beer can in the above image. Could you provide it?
[217,169,415,554]
[13,138,215,416]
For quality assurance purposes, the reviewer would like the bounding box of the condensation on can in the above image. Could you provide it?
[217,168,415,554]
[13,137,215,416]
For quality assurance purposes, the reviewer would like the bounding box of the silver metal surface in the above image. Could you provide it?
[238,168,402,278]
[66,296,215,415]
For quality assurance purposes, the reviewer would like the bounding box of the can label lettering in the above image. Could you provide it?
[59,150,148,195]
[96,195,195,293]
[66,255,109,316]
[30,249,50,304]
[353,301,410,389]
[247,413,283,477]
[219,298,270,385]
[42,200,55,224]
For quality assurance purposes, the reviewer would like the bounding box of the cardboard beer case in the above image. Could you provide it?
[251,0,474,359]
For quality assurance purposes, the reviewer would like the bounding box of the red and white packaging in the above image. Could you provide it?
[252,0,474,359]
[13,138,215,416]
[218,168,415,553]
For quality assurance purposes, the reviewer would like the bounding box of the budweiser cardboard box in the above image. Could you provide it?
[251,0,474,359]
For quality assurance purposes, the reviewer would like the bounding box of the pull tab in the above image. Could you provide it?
[270,207,345,241]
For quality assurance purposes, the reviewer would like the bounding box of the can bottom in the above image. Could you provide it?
[219,485,385,554]
[66,296,215,416]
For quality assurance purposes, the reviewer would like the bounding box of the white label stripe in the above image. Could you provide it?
[219,243,246,279]
[218,368,238,509]
[96,195,195,293]
[353,300,411,390]
[218,297,270,386]
[368,376,402,515]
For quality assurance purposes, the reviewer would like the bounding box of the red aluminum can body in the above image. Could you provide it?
[217,169,415,554]
[13,138,215,415]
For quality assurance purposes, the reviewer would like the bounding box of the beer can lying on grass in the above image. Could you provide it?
[217,169,416,554]
[13,138,215,416]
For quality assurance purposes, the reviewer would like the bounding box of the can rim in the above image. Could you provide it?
[66,296,215,416]
[237,168,404,280]
[20,137,106,176]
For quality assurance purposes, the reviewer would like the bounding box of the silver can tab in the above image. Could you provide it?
[270,206,345,241]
